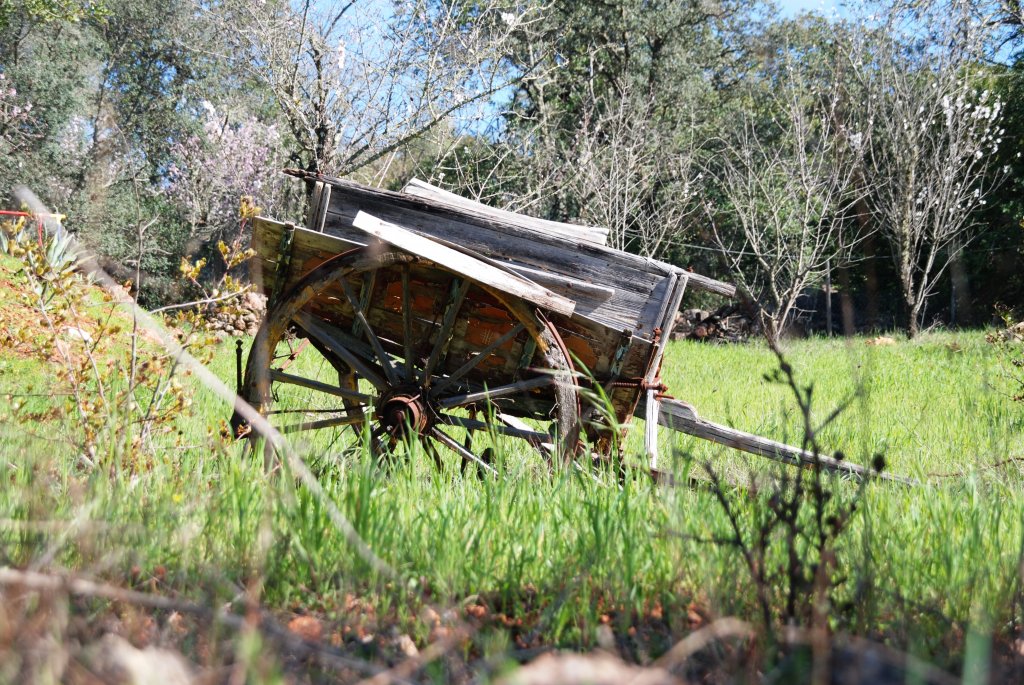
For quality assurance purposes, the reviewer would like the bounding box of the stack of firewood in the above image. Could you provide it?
[672,304,756,343]
[204,291,266,338]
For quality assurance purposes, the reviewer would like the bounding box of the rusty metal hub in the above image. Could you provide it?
[377,385,432,437]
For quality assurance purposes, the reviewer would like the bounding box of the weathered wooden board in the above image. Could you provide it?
[297,174,686,339]
[251,217,362,296]
[504,262,615,301]
[401,181,735,299]
[402,178,609,246]
[351,211,576,317]
[641,399,912,484]
[642,272,690,468]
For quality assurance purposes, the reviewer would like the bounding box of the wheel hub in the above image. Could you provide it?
[377,385,432,437]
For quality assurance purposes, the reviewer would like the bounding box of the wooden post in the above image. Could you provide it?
[646,398,915,485]
[825,259,833,337]
[644,388,660,470]
[644,274,688,470]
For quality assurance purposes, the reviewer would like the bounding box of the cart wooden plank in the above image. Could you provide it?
[351,211,576,317]
[250,217,362,296]
[402,178,609,246]
[642,399,912,484]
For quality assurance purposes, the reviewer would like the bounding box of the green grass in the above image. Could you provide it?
[2,254,1023,676]
[662,334,1024,476]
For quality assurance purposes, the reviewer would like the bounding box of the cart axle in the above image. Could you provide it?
[377,386,432,437]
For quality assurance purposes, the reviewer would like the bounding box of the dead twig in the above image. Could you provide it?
[148,289,248,315]
[649,617,754,672]
[0,566,402,682]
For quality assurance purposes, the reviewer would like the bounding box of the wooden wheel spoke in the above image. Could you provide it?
[429,427,497,475]
[369,424,391,456]
[281,413,365,434]
[422,278,471,385]
[269,369,372,402]
[462,407,478,451]
[338,277,400,386]
[304,322,380,369]
[438,414,551,446]
[294,311,390,392]
[352,269,377,337]
[370,424,388,443]
[268,407,366,415]
[423,437,445,471]
[401,266,415,383]
[430,323,525,396]
[436,375,554,410]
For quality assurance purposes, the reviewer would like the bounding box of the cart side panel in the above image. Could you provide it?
[253,216,664,428]
[296,264,562,419]
[251,218,362,300]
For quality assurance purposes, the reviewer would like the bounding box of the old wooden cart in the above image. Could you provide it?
[240,171,879,479]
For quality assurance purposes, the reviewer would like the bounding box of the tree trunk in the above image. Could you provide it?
[907,294,924,339]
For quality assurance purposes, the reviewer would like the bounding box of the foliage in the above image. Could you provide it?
[0,0,290,307]
[0,218,207,467]
[0,0,107,24]
[987,306,1024,402]
[167,228,258,337]
[167,103,292,250]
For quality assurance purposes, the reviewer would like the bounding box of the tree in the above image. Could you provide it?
[167,102,292,252]
[473,0,761,251]
[0,0,274,303]
[847,1,1006,336]
[211,0,534,179]
[704,46,867,340]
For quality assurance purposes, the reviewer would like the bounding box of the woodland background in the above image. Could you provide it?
[2,0,1023,337]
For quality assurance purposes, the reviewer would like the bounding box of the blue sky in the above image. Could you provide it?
[776,0,844,18]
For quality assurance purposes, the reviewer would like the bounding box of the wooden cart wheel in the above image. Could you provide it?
[240,246,580,470]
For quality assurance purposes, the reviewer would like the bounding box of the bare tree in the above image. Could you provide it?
[847,1,1006,336]
[996,0,1024,40]
[705,64,867,341]
[401,85,704,257]
[211,0,541,179]
[563,91,702,257]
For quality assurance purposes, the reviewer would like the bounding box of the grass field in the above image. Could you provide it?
[2,250,1023,682]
